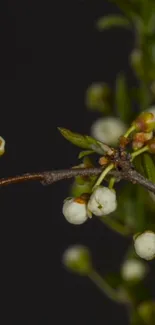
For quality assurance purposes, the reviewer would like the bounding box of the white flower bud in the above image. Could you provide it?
[134,231,155,260]
[121,259,147,281]
[87,186,117,217]
[0,136,5,156]
[62,197,88,225]
[91,117,127,145]
[62,245,92,275]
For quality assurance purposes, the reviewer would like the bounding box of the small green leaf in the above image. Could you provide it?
[115,73,132,122]
[142,153,155,183]
[58,127,97,149]
[78,150,95,159]
[96,15,131,31]
[58,128,112,155]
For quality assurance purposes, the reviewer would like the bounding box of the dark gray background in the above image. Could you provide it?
[0,1,139,324]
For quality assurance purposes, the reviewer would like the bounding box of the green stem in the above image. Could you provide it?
[124,125,136,138]
[109,177,116,189]
[99,217,131,237]
[131,145,148,161]
[88,270,126,304]
[92,163,114,190]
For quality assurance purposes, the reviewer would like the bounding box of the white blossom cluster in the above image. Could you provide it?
[62,186,117,224]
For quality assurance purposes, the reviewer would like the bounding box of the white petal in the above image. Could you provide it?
[121,259,147,281]
[88,186,117,217]
[62,198,88,225]
[134,231,155,260]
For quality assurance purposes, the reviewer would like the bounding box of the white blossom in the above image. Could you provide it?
[134,231,155,260]
[62,245,91,274]
[87,186,117,217]
[91,117,127,145]
[62,197,88,225]
[121,259,147,281]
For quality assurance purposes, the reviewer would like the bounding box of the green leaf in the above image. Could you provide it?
[78,150,95,159]
[142,153,155,183]
[115,73,132,122]
[58,128,112,155]
[96,15,131,31]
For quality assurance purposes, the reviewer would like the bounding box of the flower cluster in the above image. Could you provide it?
[62,186,117,224]
[61,110,155,261]
[131,112,155,152]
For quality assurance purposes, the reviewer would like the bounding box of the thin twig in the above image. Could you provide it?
[0,167,155,194]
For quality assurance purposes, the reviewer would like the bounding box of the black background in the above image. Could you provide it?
[0,1,146,324]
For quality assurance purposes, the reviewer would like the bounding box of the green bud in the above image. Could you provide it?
[85,83,111,112]
[147,138,155,153]
[132,112,155,132]
[138,301,155,324]
[62,245,92,275]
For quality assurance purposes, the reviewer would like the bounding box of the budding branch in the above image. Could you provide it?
[0,167,155,194]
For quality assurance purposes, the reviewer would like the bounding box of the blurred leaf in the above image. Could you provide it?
[58,128,112,154]
[109,0,139,19]
[133,155,145,176]
[96,15,131,31]
[115,184,147,233]
[135,185,146,232]
[130,49,145,80]
[78,150,95,159]
[142,153,155,183]
[115,73,132,122]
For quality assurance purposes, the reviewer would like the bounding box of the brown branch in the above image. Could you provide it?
[0,167,155,194]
